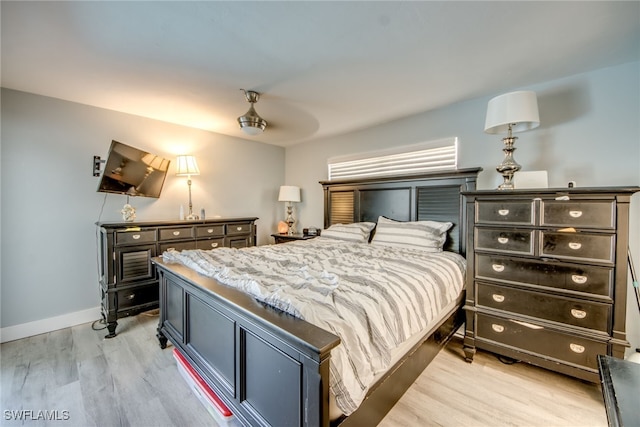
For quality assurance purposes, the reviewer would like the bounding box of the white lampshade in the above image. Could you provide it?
[175,155,200,176]
[485,91,540,134]
[278,185,301,202]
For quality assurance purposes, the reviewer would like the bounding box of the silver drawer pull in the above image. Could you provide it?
[497,237,509,244]
[236,226,243,231]
[498,209,509,216]
[492,264,505,273]
[571,309,587,319]
[512,320,544,330]
[569,343,585,354]
[568,242,582,250]
[132,234,141,240]
[571,275,587,284]
[172,231,181,236]
[210,243,219,248]
[126,294,135,300]
[569,210,583,218]
[492,294,505,303]
[491,324,504,333]
[207,228,214,233]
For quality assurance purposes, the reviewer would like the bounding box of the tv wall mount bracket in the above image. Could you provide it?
[93,156,105,177]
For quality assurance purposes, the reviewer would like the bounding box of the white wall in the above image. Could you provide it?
[0,88,284,334]
[285,62,640,356]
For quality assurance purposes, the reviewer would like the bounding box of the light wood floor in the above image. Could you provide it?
[1,311,607,426]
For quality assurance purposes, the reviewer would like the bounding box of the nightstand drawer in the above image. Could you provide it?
[541,201,615,229]
[159,241,197,252]
[159,227,195,241]
[227,222,252,235]
[115,229,156,245]
[477,282,611,332]
[196,225,225,237]
[476,313,607,371]
[476,254,613,297]
[541,231,614,263]
[195,238,224,250]
[476,201,534,225]
[475,228,534,255]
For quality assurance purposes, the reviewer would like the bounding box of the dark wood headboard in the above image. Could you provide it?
[320,168,481,255]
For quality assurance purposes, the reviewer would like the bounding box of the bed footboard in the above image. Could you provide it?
[154,260,341,427]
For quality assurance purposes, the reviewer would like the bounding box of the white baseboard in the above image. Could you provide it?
[0,306,101,343]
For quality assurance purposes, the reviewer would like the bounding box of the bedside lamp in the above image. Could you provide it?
[175,155,200,220]
[485,90,540,190]
[278,185,301,235]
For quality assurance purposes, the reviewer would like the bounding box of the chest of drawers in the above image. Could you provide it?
[97,217,258,338]
[462,188,638,382]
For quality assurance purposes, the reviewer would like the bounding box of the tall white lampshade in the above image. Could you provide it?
[484,90,540,190]
[278,186,301,235]
[175,155,200,220]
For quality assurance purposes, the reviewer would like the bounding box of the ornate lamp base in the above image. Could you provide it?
[496,135,521,190]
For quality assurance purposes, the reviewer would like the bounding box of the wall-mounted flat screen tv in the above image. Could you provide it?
[97,140,170,198]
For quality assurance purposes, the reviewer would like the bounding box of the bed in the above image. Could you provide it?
[153,168,480,426]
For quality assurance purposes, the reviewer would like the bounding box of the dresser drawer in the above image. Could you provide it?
[195,238,224,250]
[159,227,195,241]
[541,231,614,263]
[196,225,225,238]
[116,284,158,312]
[476,201,534,225]
[475,228,534,255]
[476,254,613,298]
[476,313,607,371]
[477,282,611,332]
[159,240,197,252]
[541,200,615,229]
[115,229,157,245]
[227,222,252,235]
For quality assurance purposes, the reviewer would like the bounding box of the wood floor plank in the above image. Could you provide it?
[1,312,608,426]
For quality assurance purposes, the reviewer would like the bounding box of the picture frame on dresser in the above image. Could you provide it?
[461,187,639,382]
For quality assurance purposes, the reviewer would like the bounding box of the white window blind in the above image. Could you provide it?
[327,137,458,181]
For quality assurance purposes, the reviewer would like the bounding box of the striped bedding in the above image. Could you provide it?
[162,237,465,415]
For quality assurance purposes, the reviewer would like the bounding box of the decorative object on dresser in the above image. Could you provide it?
[237,89,267,135]
[271,233,317,244]
[278,185,301,235]
[175,155,201,220]
[96,217,257,338]
[484,91,540,190]
[462,187,639,382]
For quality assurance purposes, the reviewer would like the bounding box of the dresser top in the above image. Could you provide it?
[96,216,258,228]
[463,186,640,196]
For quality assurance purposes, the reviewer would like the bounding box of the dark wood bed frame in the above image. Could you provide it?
[153,168,480,426]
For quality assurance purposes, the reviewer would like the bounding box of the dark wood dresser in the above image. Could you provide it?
[462,187,638,382]
[96,217,257,337]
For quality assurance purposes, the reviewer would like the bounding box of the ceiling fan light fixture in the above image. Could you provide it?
[237,89,267,135]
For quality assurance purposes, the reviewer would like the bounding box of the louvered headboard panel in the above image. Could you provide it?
[321,168,481,255]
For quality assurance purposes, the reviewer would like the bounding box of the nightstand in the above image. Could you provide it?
[271,233,317,244]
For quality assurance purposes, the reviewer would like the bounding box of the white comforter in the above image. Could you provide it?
[162,237,465,415]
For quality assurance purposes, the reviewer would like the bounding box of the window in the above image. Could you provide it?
[327,137,457,180]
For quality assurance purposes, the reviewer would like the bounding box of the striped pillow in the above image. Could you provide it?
[371,216,452,252]
[321,222,376,243]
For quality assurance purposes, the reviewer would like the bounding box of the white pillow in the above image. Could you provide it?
[371,216,452,252]
[321,222,376,243]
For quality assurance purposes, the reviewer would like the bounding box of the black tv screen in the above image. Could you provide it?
[97,140,170,198]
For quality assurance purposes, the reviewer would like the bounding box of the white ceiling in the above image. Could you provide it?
[2,1,639,147]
